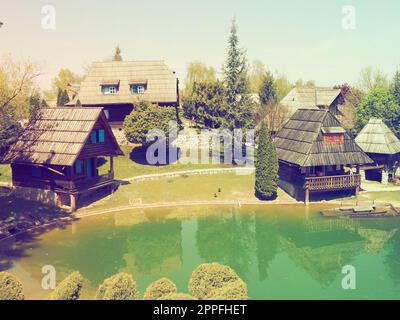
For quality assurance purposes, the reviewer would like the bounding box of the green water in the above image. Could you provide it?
[2,204,400,299]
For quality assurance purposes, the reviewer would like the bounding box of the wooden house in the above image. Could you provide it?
[274,109,372,203]
[355,118,400,182]
[2,107,123,211]
[66,60,179,128]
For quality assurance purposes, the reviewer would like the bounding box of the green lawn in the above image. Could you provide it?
[99,145,242,180]
[78,172,293,214]
[0,165,11,183]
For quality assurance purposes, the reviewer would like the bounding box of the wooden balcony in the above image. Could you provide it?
[54,172,114,193]
[305,174,361,191]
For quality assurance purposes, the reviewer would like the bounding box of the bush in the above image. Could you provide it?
[188,263,247,300]
[160,292,196,300]
[0,272,24,300]
[123,101,178,146]
[144,277,177,300]
[48,271,84,300]
[206,278,248,300]
[95,273,138,300]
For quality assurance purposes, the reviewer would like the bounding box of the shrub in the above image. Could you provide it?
[143,277,177,300]
[123,101,178,146]
[0,272,24,300]
[48,271,84,300]
[188,263,246,300]
[206,278,248,300]
[95,273,138,300]
[160,292,196,300]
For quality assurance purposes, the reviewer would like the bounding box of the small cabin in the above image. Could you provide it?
[355,118,400,183]
[2,107,123,211]
[274,109,372,203]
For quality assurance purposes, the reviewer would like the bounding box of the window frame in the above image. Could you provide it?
[32,165,42,178]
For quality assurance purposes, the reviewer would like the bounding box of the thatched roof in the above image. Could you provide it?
[66,60,178,106]
[280,87,342,115]
[355,118,400,155]
[2,107,123,166]
[274,109,372,167]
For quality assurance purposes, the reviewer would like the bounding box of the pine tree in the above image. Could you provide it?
[392,69,400,105]
[113,46,123,61]
[259,71,277,105]
[57,89,70,106]
[223,18,255,130]
[255,121,279,200]
[29,91,42,119]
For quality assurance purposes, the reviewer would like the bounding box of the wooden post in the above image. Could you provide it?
[305,188,310,205]
[110,156,114,174]
[70,194,77,212]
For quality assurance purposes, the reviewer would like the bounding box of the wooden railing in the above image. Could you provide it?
[55,172,114,192]
[305,174,361,191]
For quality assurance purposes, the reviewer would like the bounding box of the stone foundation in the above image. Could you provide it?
[13,186,60,207]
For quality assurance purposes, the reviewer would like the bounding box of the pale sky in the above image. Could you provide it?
[1,0,400,90]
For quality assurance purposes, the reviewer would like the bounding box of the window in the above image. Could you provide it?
[323,133,344,145]
[75,159,83,174]
[130,84,146,94]
[102,86,117,95]
[98,129,105,143]
[90,130,97,144]
[32,166,42,178]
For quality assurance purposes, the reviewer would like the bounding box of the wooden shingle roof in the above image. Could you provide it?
[2,107,123,166]
[67,60,178,106]
[280,87,342,115]
[274,109,372,167]
[355,118,400,155]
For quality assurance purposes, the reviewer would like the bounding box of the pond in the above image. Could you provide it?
[1,204,400,299]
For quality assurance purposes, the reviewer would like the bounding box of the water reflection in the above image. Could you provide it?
[4,205,400,299]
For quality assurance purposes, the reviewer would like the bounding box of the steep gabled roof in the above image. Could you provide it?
[67,60,178,106]
[2,107,123,166]
[280,87,342,114]
[355,118,400,155]
[274,109,372,167]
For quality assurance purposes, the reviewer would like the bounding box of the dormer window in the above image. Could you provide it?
[100,79,120,95]
[130,80,147,94]
[322,127,345,145]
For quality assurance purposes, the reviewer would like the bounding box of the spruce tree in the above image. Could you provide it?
[392,69,400,105]
[223,18,255,130]
[255,121,279,200]
[57,89,70,106]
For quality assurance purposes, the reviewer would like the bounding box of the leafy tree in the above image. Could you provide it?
[295,79,315,88]
[0,272,24,300]
[123,101,177,145]
[0,107,22,156]
[249,60,268,93]
[48,271,85,300]
[391,69,400,105]
[95,273,138,300]
[223,19,255,130]
[189,263,248,300]
[183,61,216,98]
[46,68,82,100]
[182,81,227,128]
[113,46,123,61]
[144,278,177,300]
[357,66,390,93]
[255,121,278,200]
[356,88,400,136]
[274,73,294,101]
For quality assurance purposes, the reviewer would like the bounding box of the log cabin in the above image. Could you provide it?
[66,60,179,129]
[2,107,123,211]
[355,118,400,183]
[274,108,373,203]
